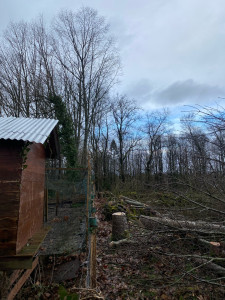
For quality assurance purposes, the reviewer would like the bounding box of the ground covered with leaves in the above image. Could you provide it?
[95,195,225,299]
[13,193,225,299]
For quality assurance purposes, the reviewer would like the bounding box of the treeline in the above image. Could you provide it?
[0,7,224,191]
[94,105,225,192]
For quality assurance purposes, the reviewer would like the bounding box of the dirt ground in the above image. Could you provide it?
[40,203,86,255]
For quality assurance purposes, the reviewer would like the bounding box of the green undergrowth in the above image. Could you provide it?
[103,201,140,221]
[102,195,157,221]
[58,285,79,300]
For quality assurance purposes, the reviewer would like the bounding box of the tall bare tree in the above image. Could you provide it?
[0,19,56,118]
[53,7,121,165]
[144,109,169,181]
[111,95,140,182]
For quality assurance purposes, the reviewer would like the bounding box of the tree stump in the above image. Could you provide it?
[112,212,128,241]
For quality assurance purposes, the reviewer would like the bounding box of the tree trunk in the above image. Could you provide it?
[140,215,225,234]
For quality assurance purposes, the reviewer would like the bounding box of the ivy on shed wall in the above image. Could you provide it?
[49,94,77,168]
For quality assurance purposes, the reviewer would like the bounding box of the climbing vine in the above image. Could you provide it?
[49,94,77,168]
[20,141,31,170]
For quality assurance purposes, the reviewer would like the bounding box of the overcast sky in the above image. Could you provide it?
[0,0,225,113]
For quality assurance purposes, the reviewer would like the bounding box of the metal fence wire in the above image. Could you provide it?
[40,167,89,256]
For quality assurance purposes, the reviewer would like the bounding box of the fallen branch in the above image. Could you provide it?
[173,191,225,216]
[140,215,225,235]
[194,258,225,276]
[195,238,225,257]
[109,239,136,247]
[154,251,225,261]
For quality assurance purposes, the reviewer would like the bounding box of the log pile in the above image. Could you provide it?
[119,196,160,216]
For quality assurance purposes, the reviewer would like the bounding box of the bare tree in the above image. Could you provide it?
[111,95,140,182]
[181,114,209,176]
[143,109,169,181]
[0,19,55,118]
[0,21,36,116]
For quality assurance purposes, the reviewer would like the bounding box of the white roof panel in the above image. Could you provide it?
[0,117,58,144]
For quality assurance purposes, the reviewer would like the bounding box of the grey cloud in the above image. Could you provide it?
[126,79,225,110]
[109,17,136,48]
[126,78,153,103]
[1,0,225,113]
[154,79,224,106]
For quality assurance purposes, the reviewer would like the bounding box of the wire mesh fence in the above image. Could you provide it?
[40,167,89,256]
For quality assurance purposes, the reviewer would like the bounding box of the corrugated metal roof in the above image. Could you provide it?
[0,117,58,144]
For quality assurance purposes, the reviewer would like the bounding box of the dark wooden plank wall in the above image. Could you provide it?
[0,140,23,255]
[16,143,45,253]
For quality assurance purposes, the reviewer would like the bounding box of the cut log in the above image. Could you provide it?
[112,212,128,241]
[140,215,225,234]
[120,196,159,216]
[120,196,146,206]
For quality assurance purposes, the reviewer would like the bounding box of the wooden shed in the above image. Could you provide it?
[0,117,59,269]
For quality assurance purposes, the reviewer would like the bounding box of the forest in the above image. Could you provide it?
[1,6,225,299]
